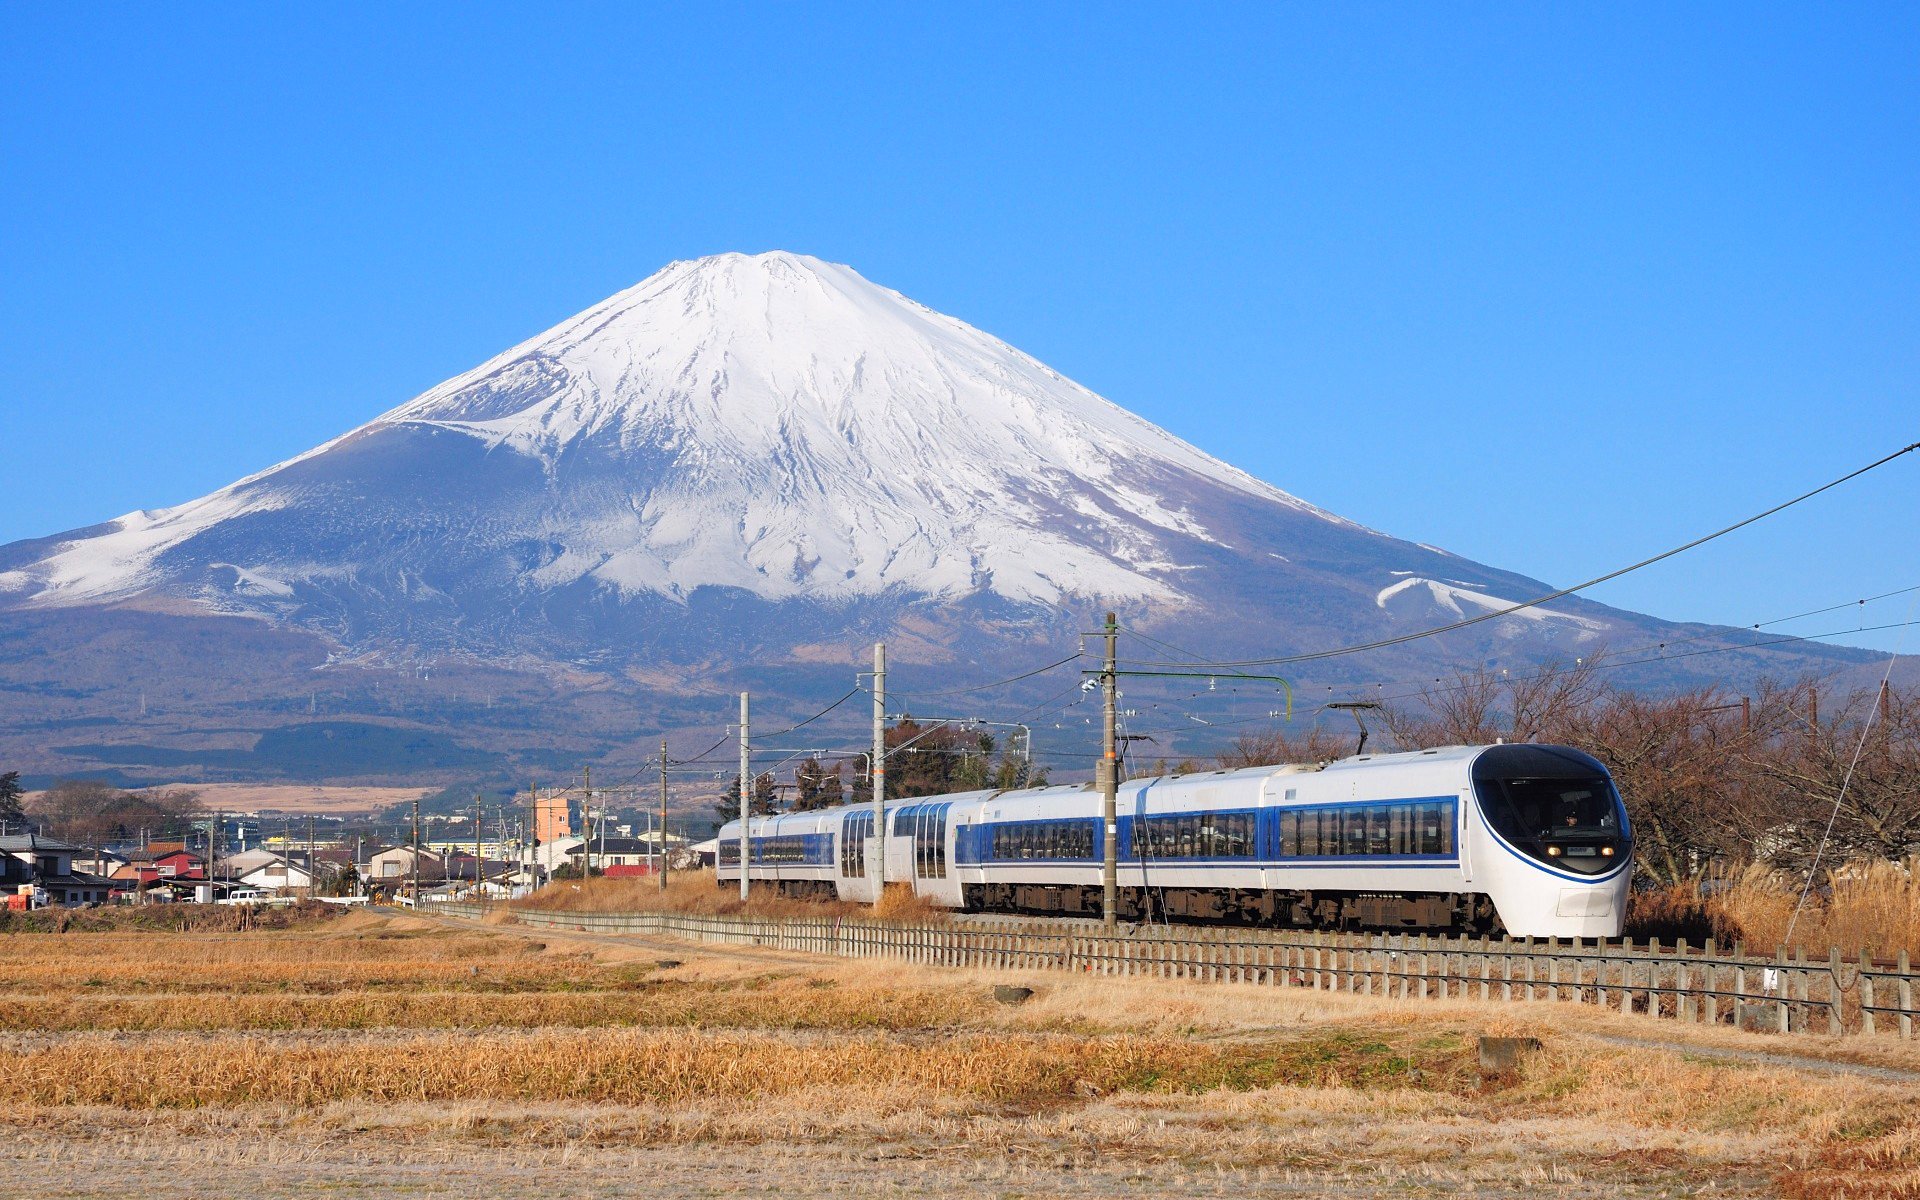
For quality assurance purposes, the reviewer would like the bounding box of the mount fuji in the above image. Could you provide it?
[0,253,1876,785]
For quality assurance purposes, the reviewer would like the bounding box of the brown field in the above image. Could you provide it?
[157,781,438,815]
[4,908,1919,1198]
[524,870,952,921]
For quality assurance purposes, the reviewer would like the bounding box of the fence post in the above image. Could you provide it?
[1793,946,1810,1030]
[1899,950,1913,1040]
[1826,947,1843,1035]
[1775,948,1791,1033]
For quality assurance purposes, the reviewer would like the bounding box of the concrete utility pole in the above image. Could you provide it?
[871,641,887,908]
[306,815,315,899]
[473,793,483,904]
[1100,612,1119,929]
[581,765,592,878]
[527,781,538,894]
[659,739,669,893]
[738,692,751,901]
[410,793,421,905]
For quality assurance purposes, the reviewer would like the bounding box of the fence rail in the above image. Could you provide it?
[436,903,1920,1040]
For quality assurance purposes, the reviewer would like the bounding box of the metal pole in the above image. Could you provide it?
[1101,611,1119,928]
[581,765,591,878]
[659,740,669,893]
[738,692,751,902]
[872,641,886,909]
[474,793,483,904]
[527,781,538,895]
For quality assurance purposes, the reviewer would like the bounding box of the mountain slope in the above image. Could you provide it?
[0,252,1883,783]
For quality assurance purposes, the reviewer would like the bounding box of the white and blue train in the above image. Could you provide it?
[717,743,1632,939]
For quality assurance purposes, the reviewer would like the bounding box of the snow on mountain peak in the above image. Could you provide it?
[3,252,1358,613]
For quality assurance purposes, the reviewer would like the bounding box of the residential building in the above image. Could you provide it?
[0,834,115,906]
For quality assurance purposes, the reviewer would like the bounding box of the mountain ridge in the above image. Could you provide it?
[0,251,1890,784]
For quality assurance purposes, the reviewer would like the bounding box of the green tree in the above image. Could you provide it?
[712,771,778,821]
[0,771,23,828]
[792,758,845,811]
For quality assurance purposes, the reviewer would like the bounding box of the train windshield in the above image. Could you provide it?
[1487,777,1619,839]
[1472,744,1628,875]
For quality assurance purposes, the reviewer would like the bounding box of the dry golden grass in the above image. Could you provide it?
[518,871,949,923]
[3,1029,1315,1109]
[6,908,1920,1197]
[1711,859,1920,959]
[0,978,993,1032]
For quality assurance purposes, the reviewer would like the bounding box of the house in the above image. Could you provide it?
[519,833,585,874]
[0,834,115,907]
[225,848,323,895]
[71,847,129,878]
[145,849,205,881]
[566,837,674,877]
[367,845,447,885]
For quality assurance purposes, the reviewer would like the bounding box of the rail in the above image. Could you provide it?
[435,904,1920,1040]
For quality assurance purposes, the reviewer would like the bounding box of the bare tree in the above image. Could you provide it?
[1742,680,1920,868]
[1217,725,1356,769]
[26,782,201,844]
[1566,687,1747,885]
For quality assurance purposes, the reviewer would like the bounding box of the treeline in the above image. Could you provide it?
[714,717,1039,821]
[1221,665,1919,885]
[1,777,202,844]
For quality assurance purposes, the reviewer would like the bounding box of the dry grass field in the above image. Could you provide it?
[4,908,1919,1199]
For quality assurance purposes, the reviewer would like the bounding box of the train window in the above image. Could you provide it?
[1343,810,1366,854]
[840,811,872,876]
[1417,803,1442,855]
[911,804,950,879]
[1135,811,1255,858]
[1390,805,1412,854]
[1365,808,1388,855]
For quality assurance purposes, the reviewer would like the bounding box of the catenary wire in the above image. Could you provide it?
[1115,441,1920,670]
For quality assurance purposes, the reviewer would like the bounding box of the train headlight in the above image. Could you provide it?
[1601,846,1615,857]
[1545,845,1563,857]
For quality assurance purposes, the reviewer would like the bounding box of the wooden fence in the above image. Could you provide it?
[437,903,1920,1039]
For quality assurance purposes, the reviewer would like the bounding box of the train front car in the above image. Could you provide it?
[1467,743,1632,938]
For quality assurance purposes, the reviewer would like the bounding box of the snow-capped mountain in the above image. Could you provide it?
[4,252,1353,617]
[0,252,1879,784]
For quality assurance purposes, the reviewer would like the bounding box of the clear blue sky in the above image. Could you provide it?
[3,5,1916,651]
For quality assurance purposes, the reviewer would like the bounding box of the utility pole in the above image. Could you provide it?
[871,641,886,909]
[410,793,421,906]
[306,814,315,899]
[474,793,483,904]
[738,692,751,902]
[659,739,670,893]
[581,765,592,879]
[1082,636,1293,929]
[1100,612,1119,929]
[527,781,538,895]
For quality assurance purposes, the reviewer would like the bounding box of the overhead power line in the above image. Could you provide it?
[887,652,1086,700]
[1121,440,1920,670]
